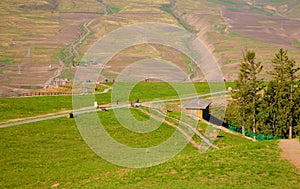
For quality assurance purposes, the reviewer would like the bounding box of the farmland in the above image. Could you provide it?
[170,0,300,80]
[0,0,101,96]
[0,0,300,96]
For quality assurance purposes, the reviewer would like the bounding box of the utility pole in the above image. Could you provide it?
[27,48,31,57]
[280,21,284,30]
[18,64,21,74]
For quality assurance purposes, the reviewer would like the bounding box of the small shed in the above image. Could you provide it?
[183,98,212,120]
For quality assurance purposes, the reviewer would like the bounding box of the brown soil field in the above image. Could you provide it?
[223,9,300,46]
[1,0,300,96]
[174,0,300,80]
[0,0,100,97]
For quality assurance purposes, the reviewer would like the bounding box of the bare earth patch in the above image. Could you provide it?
[279,139,300,169]
[223,9,300,46]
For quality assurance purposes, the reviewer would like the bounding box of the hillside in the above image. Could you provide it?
[1,115,300,188]
[0,0,102,96]
[0,0,300,96]
[0,83,300,188]
[171,0,300,80]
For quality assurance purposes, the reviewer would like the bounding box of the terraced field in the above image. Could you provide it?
[170,0,300,80]
[0,0,299,96]
[0,0,101,96]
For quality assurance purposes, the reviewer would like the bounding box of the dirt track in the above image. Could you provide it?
[44,60,64,88]
[279,139,300,169]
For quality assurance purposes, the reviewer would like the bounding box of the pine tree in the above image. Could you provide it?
[233,60,249,135]
[293,83,300,136]
[259,81,277,136]
[267,49,299,139]
[233,50,263,139]
[285,51,299,139]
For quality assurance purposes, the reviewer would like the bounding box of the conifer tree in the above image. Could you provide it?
[233,50,263,139]
[259,81,277,136]
[267,49,299,139]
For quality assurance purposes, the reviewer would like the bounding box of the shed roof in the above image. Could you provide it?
[183,98,212,110]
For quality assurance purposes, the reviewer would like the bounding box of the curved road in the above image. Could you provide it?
[44,19,93,88]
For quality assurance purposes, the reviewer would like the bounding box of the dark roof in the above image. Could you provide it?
[183,98,212,110]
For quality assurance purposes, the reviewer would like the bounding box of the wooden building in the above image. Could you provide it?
[183,98,212,120]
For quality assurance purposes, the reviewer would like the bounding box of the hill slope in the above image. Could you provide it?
[0,0,299,96]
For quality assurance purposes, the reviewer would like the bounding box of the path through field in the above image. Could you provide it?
[279,139,300,169]
[44,60,64,88]
[138,108,218,149]
[99,0,108,15]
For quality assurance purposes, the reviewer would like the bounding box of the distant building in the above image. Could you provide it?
[183,98,212,120]
[53,78,70,87]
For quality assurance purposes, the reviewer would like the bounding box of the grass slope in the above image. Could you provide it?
[0,82,298,188]
[0,113,299,188]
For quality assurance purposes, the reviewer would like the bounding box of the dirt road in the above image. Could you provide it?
[44,60,64,88]
[279,139,300,169]
[99,0,108,15]
[44,18,93,88]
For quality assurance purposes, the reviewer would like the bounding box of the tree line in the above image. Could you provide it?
[226,49,300,139]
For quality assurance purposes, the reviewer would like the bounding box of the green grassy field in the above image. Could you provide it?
[1,110,299,188]
[1,82,299,188]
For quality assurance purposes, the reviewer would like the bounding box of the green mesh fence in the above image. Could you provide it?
[227,125,285,141]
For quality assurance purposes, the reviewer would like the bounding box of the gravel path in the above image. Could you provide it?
[279,139,300,169]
